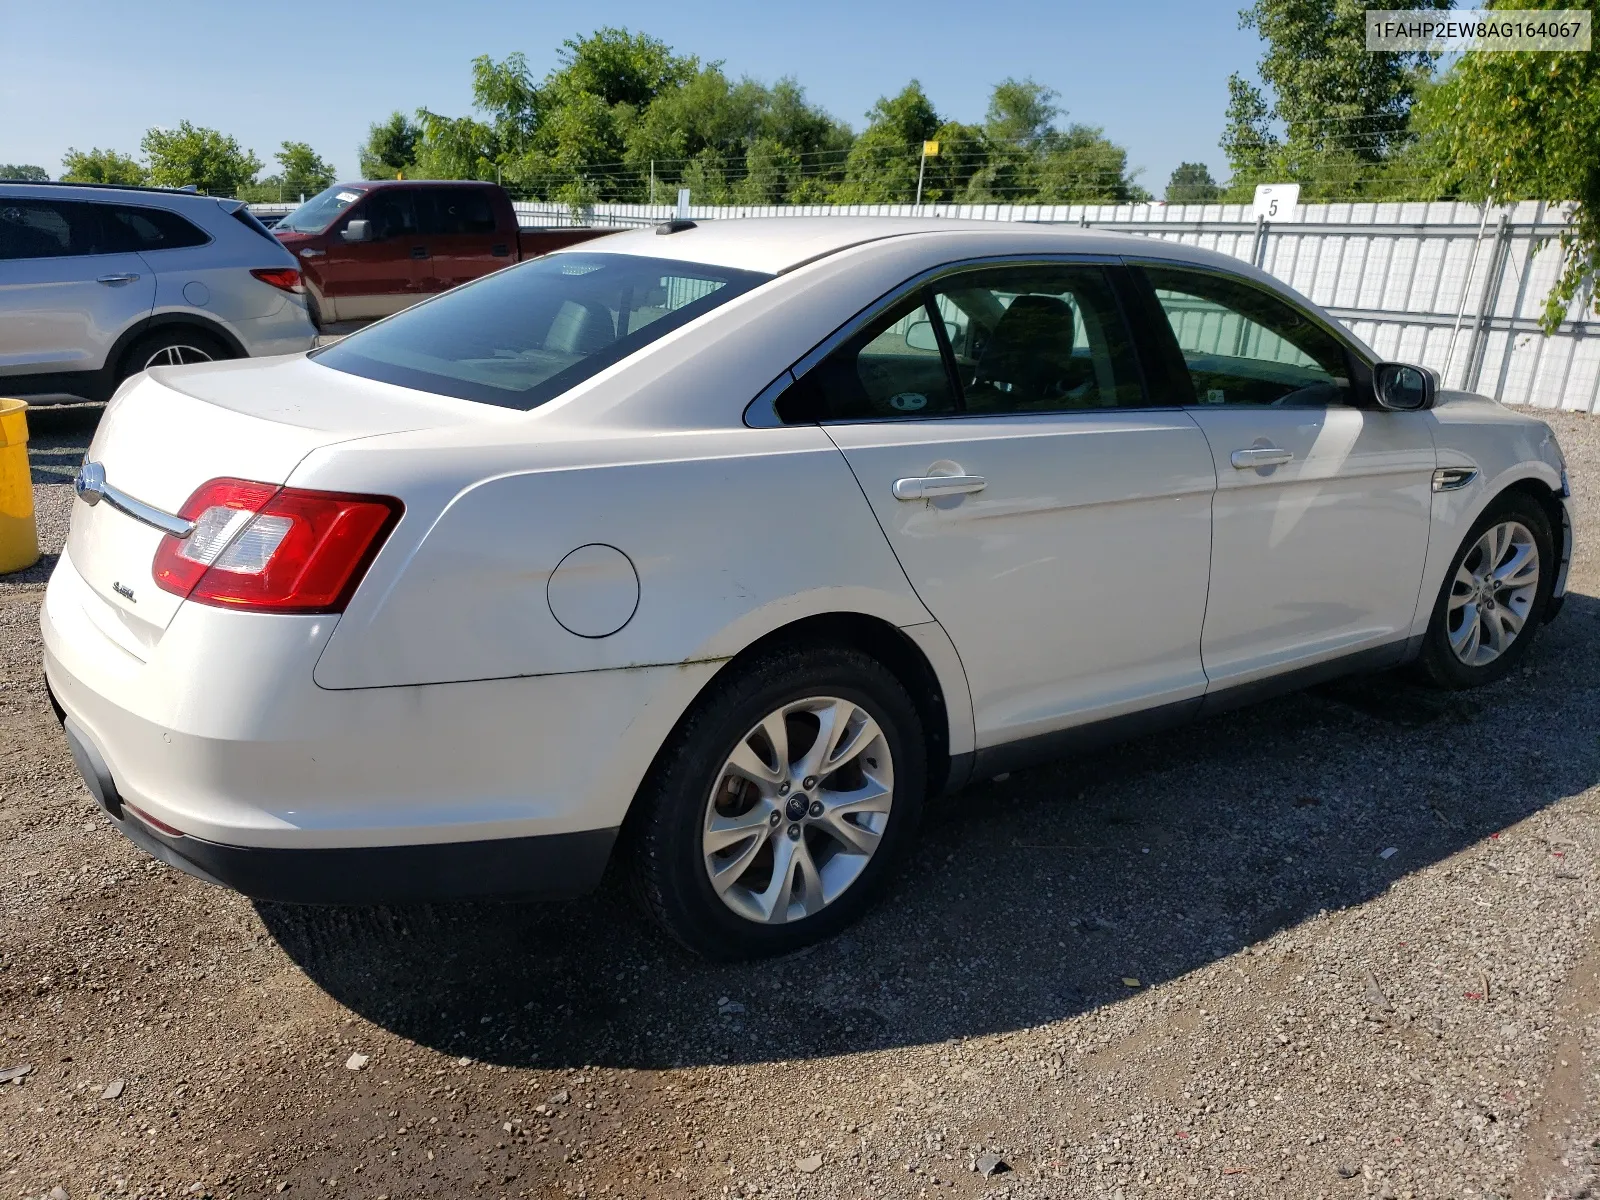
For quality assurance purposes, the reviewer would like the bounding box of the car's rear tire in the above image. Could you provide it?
[117,327,232,388]
[628,644,926,960]
[1413,490,1554,690]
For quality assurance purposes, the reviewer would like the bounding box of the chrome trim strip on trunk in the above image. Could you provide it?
[73,461,195,539]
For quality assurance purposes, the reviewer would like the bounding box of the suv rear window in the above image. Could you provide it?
[312,253,771,410]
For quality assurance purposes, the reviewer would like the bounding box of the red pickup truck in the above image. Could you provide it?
[271,180,614,326]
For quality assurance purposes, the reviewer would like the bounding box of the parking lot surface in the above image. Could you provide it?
[3,405,1599,1200]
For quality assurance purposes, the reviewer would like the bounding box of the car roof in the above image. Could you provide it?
[554,216,1243,276]
[0,181,237,211]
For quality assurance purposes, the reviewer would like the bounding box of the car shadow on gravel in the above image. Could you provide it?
[259,593,1600,1071]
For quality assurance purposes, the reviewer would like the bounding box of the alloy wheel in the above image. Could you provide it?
[701,696,894,925]
[143,343,214,369]
[1447,520,1540,667]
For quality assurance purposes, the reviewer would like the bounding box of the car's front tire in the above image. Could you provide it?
[1414,490,1554,690]
[628,644,926,960]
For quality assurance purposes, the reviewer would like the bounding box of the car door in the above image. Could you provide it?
[0,197,154,381]
[780,260,1217,753]
[321,188,422,321]
[1129,261,1435,691]
[414,187,501,293]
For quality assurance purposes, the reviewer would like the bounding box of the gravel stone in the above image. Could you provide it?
[4,404,1600,1200]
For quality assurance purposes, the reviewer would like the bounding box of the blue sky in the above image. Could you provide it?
[0,0,1264,191]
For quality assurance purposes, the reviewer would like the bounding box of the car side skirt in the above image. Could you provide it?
[966,636,1420,781]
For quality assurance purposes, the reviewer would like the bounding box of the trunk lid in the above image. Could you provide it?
[63,354,501,655]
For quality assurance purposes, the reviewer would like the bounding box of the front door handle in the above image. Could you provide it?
[1230,446,1294,470]
[410,246,429,259]
[893,474,987,500]
[298,247,324,259]
[96,273,140,285]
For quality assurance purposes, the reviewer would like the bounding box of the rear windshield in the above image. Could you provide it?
[311,253,771,409]
[274,184,366,233]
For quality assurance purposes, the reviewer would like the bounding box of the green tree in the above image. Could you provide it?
[1419,0,1600,331]
[0,164,49,181]
[1221,0,1449,199]
[60,148,147,185]
[985,78,1059,144]
[836,82,941,202]
[275,141,336,194]
[358,112,421,178]
[412,110,500,181]
[140,122,262,194]
[1166,161,1222,202]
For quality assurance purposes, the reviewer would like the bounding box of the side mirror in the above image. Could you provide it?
[341,219,372,244]
[904,319,939,352]
[1373,361,1437,411]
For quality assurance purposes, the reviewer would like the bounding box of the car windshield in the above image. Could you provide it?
[274,184,367,233]
[311,252,772,409]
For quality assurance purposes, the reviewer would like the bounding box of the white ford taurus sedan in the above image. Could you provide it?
[43,217,1572,958]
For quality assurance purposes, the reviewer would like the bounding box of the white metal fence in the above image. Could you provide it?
[248,197,1599,413]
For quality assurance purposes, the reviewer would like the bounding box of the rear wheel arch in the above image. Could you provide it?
[111,313,246,381]
[626,612,956,837]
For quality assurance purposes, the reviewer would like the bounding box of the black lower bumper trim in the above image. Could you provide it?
[56,704,616,905]
[117,816,618,905]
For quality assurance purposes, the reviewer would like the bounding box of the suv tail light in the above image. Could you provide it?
[152,478,401,614]
[250,267,304,294]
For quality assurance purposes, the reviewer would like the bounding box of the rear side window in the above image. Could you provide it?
[419,188,497,236]
[312,253,771,410]
[776,262,1143,422]
[101,204,210,253]
[0,199,106,259]
[231,207,282,244]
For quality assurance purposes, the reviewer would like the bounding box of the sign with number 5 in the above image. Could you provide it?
[1253,183,1300,221]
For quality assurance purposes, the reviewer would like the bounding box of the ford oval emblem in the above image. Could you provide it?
[74,460,107,506]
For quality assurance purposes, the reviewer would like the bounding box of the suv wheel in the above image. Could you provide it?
[118,328,231,387]
[629,644,926,960]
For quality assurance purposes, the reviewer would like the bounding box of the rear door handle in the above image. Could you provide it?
[410,246,429,259]
[1230,446,1294,469]
[96,273,140,285]
[893,475,987,500]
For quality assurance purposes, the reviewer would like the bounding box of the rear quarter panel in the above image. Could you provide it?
[308,425,936,689]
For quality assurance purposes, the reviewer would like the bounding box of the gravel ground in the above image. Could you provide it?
[3,405,1599,1200]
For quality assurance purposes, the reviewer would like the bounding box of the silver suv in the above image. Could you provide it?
[0,182,317,404]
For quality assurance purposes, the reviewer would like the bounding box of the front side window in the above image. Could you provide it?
[775,261,1142,423]
[1140,265,1352,407]
[101,204,210,252]
[355,189,419,241]
[0,199,105,259]
[274,184,366,234]
[313,253,771,409]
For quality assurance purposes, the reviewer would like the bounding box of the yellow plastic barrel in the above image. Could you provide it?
[0,399,40,574]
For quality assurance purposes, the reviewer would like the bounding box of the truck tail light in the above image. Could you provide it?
[152,478,402,614]
[250,267,304,294]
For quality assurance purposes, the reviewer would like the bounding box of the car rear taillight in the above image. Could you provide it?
[152,478,401,614]
[250,267,304,294]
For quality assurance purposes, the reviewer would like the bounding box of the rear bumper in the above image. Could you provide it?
[41,547,719,902]
[58,710,613,904]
